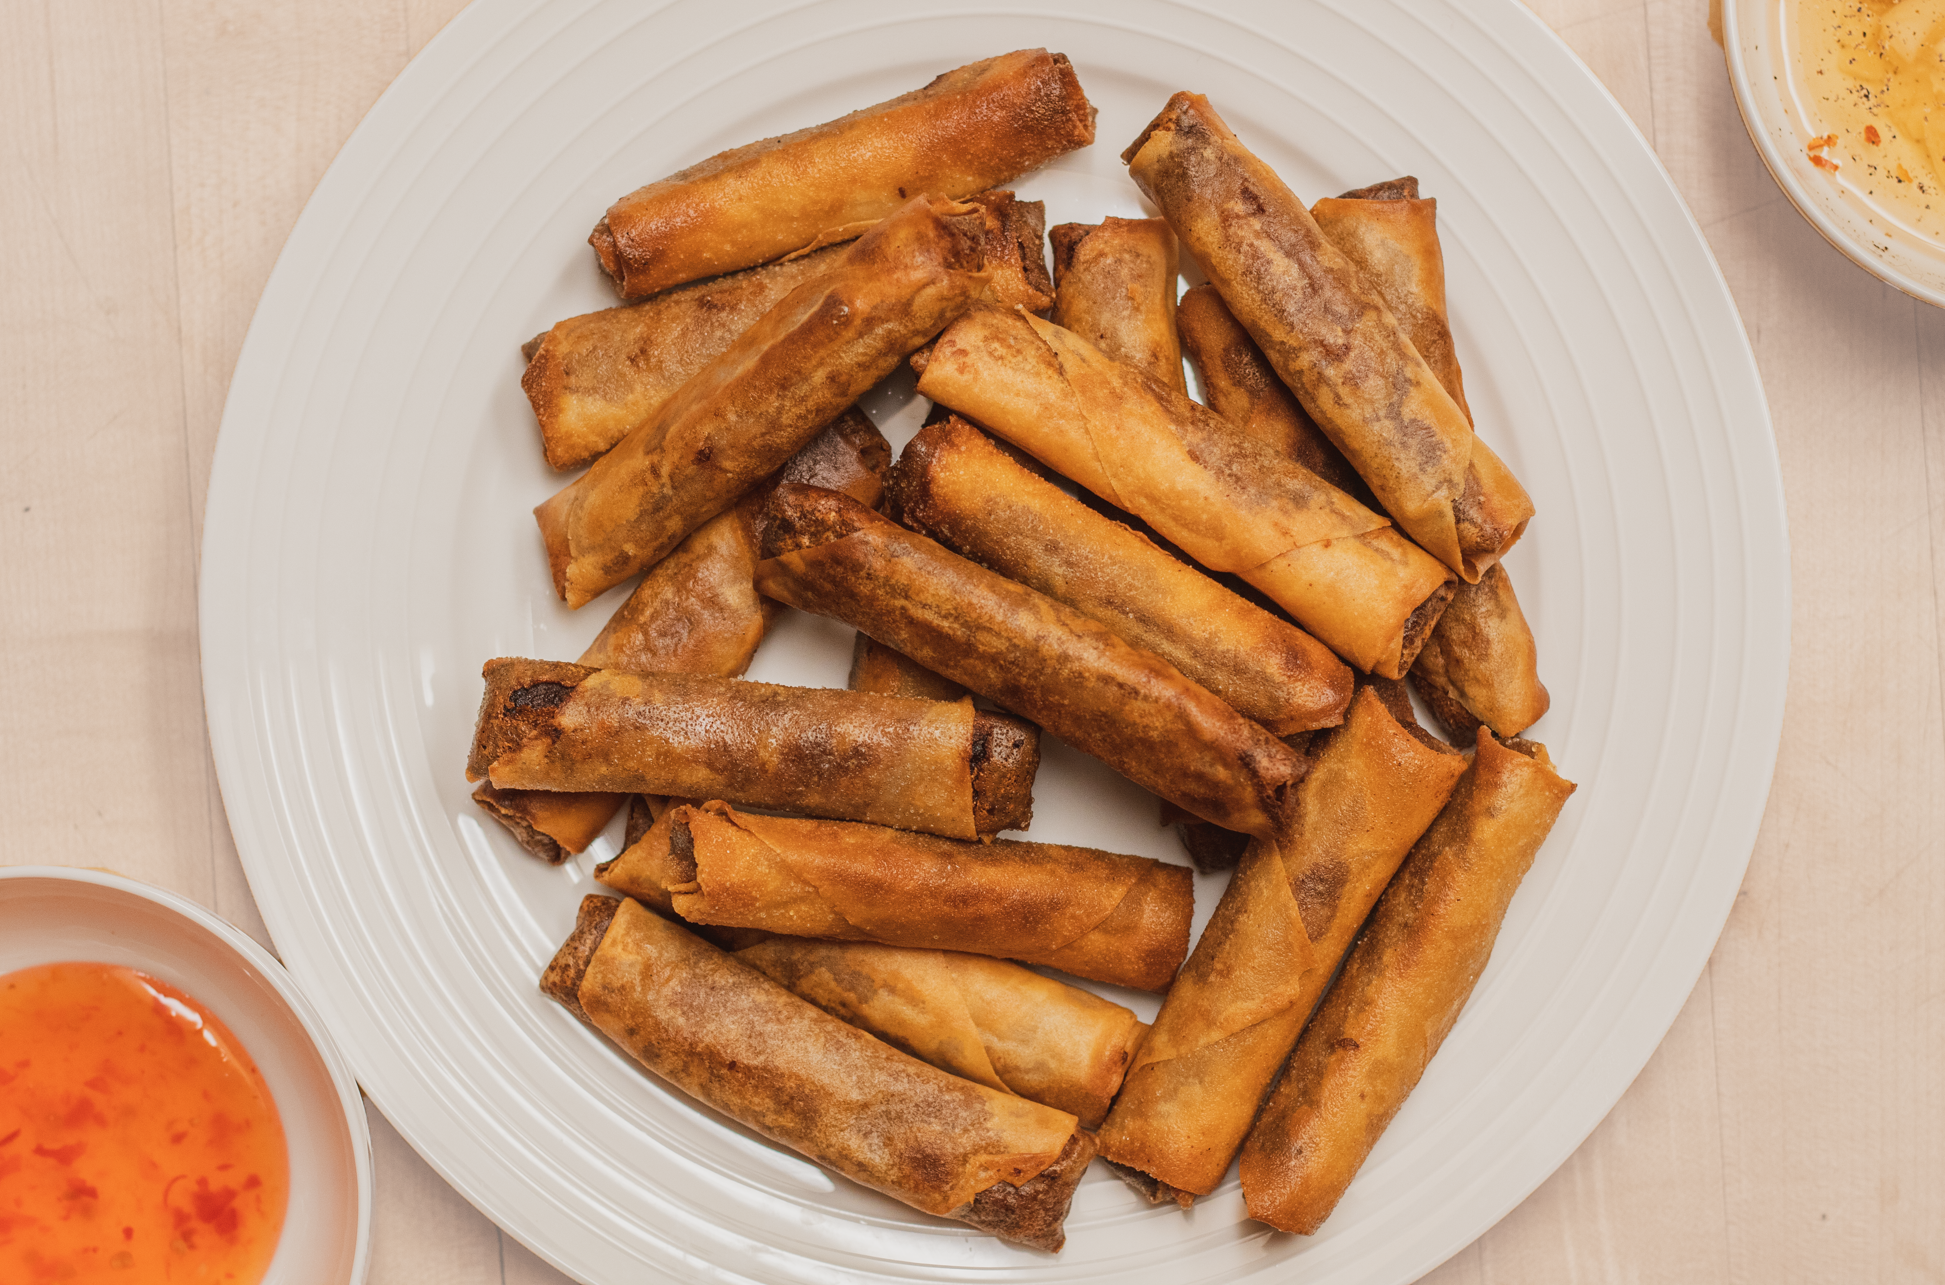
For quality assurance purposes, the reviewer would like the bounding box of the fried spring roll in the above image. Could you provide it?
[1239,730,1576,1233]
[538,196,988,607]
[1095,687,1466,1196]
[522,246,843,471]
[732,938,1147,1127]
[887,416,1351,735]
[849,633,968,703]
[914,304,1453,677]
[1307,181,1551,738]
[543,897,1095,1250]
[474,413,890,862]
[526,193,1047,471]
[1123,93,1533,582]
[1310,177,1471,424]
[590,50,1094,299]
[650,800,1192,992]
[466,660,1035,839]
[755,485,1306,838]
[1048,217,1183,390]
[1410,560,1550,740]
[1175,283,1368,503]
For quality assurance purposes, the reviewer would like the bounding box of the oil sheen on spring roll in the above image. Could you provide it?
[1239,730,1576,1234]
[887,416,1351,735]
[466,659,1035,839]
[473,412,891,862]
[590,49,1094,299]
[1095,687,1466,1197]
[732,938,1147,1128]
[543,897,1095,1251]
[526,192,1048,471]
[537,195,988,608]
[1175,283,1369,505]
[915,303,1453,677]
[655,800,1192,992]
[1122,93,1532,582]
[755,484,1306,838]
[1048,217,1183,390]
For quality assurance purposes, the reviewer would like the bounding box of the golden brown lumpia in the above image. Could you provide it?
[1310,177,1470,424]
[543,896,1096,1250]
[1095,687,1466,1196]
[523,246,844,471]
[466,660,1034,839]
[527,193,1046,471]
[1238,730,1576,1233]
[1123,93,1532,582]
[1410,562,1550,739]
[537,196,988,608]
[887,416,1351,735]
[754,484,1306,839]
[649,801,1192,992]
[1308,180,1551,739]
[1048,217,1183,390]
[914,303,1453,677]
[1175,283,1369,504]
[731,937,1147,1127]
[474,412,891,862]
[590,50,1094,299]
[848,633,969,703]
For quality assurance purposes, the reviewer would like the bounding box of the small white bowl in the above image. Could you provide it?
[0,866,371,1285]
[1724,0,1945,307]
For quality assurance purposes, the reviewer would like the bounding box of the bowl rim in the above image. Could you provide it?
[0,864,374,1285]
[1721,0,1945,309]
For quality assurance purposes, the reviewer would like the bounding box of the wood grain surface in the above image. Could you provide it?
[4,2,1941,1281]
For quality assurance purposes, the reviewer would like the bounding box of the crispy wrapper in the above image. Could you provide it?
[523,246,843,471]
[1307,182,1550,739]
[1123,94,1532,582]
[1411,561,1550,740]
[543,897,1095,1250]
[527,194,1045,471]
[1049,217,1183,390]
[474,414,890,862]
[755,485,1306,838]
[466,660,1034,839]
[590,49,1094,299]
[849,633,969,703]
[1239,731,1576,1233]
[538,196,988,607]
[732,937,1147,1128]
[888,416,1351,735]
[1311,177,1471,424]
[1175,284,1369,504]
[1095,687,1466,1195]
[654,801,1193,992]
[914,303,1453,677]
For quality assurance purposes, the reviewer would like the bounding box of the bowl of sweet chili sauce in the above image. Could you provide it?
[0,867,370,1283]
[1724,0,1945,306]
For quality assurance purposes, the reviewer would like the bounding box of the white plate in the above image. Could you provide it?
[0,867,372,1284]
[199,1,1789,1281]
[1724,0,1945,308]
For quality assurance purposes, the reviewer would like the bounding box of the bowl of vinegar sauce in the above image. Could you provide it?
[0,868,369,1284]
[1725,0,1945,304]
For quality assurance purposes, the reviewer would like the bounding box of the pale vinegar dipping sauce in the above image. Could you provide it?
[1788,0,1945,241]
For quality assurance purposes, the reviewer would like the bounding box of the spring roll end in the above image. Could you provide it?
[540,894,623,1025]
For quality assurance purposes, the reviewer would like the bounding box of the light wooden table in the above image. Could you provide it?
[6,2,1941,1281]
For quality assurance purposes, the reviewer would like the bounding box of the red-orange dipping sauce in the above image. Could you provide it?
[0,962,289,1282]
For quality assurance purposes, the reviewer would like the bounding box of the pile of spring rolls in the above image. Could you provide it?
[464,49,1579,1254]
